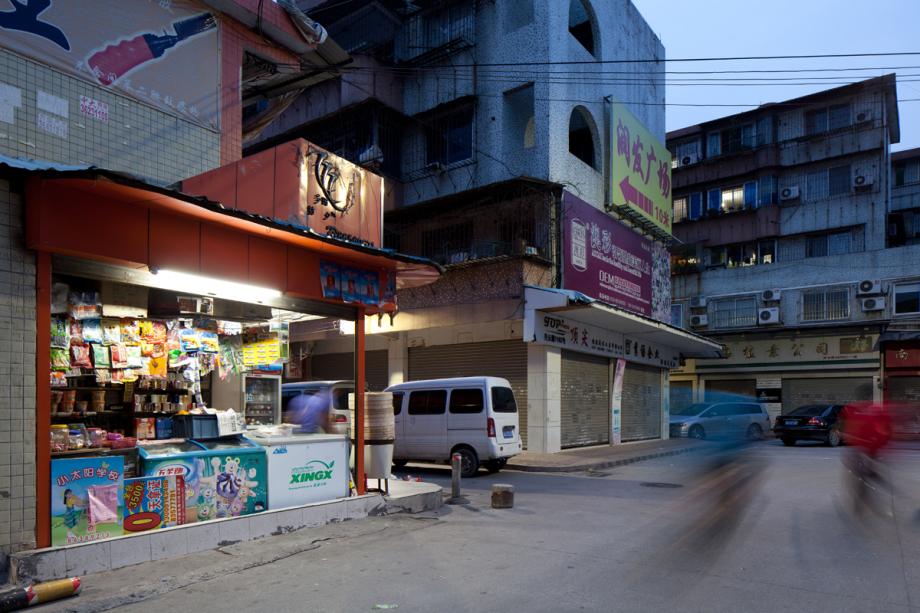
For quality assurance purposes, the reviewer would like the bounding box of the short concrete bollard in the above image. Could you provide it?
[491,483,514,509]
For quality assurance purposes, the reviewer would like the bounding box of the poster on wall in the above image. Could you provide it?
[0,0,220,128]
[610,101,672,235]
[123,475,186,533]
[562,191,654,317]
[51,457,124,546]
[319,260,381,306]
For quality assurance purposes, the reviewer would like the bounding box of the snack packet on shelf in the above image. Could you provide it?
[51,317,69,349]
[101,319,121,345]
[82,319,103,344]
[69,291,101,320]
[126,345,143,368]
[70,343,92,368]
[51,347,70,371]
[110,343,128,369]
[92,343,111,368]
[120,320,140,344]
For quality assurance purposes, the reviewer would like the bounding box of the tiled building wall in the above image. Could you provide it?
[0,49,220,185]
[0,179,37,562]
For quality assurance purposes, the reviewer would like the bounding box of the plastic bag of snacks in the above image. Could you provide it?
[126,345,143,368]
[110,343,128,368]
[82,319,103,344]
[70,343,92,368]
[95,369,111,384]
[92,344,111,368]
[69,319,84,343]
[120,320,140,344]
[51,317,69,348]
[51,348,71,371]
[101,319,121,345]
[179,328,200,352]
[199,331,219,353]
[69,291,100,320]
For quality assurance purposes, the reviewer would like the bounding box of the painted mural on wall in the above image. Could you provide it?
[563,191,671,323]
[0,0,219,128]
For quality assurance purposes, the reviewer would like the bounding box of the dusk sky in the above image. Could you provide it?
[631,0,920,151]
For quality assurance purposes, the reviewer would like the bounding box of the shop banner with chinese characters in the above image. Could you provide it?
[0,0,219,128]
[123,475,186,533]
[562,192,654,317]
[533,311,679,369]
[51,457,124,546]
[695,334,879,372]
[610,101,672,235]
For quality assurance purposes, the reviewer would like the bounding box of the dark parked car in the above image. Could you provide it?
[773,405,844,447]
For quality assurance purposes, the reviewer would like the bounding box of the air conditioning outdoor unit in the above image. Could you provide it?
[855,110,873,123]
[853,173,875,188]
[761,289,782,302]
[690,314,708,327]
[780,186,800,201]
[857,280,882,296]
[690,296,707,309]
[680,153,699,166]
[758,307,781,325]
[861,297,886,312]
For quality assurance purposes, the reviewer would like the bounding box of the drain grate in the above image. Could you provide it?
[639,482,683,488]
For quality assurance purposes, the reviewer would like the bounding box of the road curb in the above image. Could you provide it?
[506,444,706,473]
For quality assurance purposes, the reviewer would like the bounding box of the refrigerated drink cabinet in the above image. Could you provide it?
[243,375,281,425]
[211,373,282,426]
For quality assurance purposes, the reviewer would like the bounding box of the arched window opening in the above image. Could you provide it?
[569,106,598,169]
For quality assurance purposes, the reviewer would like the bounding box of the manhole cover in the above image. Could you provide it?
[639,482,683,488]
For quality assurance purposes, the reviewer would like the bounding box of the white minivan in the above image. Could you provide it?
[385,377,523,477]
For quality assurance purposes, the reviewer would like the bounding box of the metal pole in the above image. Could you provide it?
[355,309,366,495]
[451,453,461,500]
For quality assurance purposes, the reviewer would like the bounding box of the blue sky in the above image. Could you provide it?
[631,0,920,151]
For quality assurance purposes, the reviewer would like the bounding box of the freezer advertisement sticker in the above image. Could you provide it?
[51,457,124,546]
[123,475,186,532]
[289,459,336,486]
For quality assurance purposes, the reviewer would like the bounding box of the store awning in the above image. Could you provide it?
[3,155,442,312]
[524,285,723,359]
[874,320,920,349]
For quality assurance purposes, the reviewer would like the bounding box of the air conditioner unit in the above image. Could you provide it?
[861,297,886,312]
[853,173,875,188]
[779,186,800,201]
[758,307,781,325]
[761,289,782,302]
[680,153,699,166]
[690,296,707,309]
[690,314,708,327]
[855,110,873,123]
[857,280,882,296]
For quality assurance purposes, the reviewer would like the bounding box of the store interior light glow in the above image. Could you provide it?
[152,269,282,303]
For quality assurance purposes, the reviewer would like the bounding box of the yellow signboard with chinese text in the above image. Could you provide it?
[610,102,672,235]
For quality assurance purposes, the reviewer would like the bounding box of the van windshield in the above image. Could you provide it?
[491,387,517,413]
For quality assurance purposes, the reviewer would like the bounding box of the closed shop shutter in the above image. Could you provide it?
[621,364,662,442]
[781,377,872,414]
[408,341,528,447]
[310,350,390,391]
[561,351,610,449]
[705,379,757,400]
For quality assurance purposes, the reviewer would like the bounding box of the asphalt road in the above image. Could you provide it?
[67,441,920,612]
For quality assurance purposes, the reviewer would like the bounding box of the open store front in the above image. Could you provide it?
[25,168,440,550]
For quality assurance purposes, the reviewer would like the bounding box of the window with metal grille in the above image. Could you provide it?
[721,185,744,212]
[711,297,758,328]
[426,104,473,166]
[807,170,828,201]
[805,103,850,135]
[802,288,850,322]
[895,160,920,186]
[673,197,688,222]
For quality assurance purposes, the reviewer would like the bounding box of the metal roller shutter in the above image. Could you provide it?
[310,350,390,391]
[408,341,529,446]
[561,351,610,448]
[621,364,662,442]
[670,380,694,412]
[781,377,872,414]
[886,377,920,438]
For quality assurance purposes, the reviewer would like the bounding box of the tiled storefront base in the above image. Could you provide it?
[11,484,441,585]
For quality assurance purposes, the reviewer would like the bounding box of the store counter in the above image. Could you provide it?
[245,433,349,509]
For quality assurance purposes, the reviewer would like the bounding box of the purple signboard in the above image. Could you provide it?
[563,192,653,317]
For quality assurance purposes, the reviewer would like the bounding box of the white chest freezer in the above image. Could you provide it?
[247,433,349,509]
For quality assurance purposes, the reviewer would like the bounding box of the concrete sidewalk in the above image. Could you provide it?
[506,438,708,473]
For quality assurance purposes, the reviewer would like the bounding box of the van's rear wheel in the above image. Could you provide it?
[485,458,507,473]
[453,446,480,478]
[392,459,408,469]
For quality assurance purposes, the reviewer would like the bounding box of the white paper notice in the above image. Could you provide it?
[0,83,22,124]
[37,90,68,118]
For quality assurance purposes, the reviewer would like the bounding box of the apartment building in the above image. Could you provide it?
[252,0,719,453]
[667,75,920,418]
